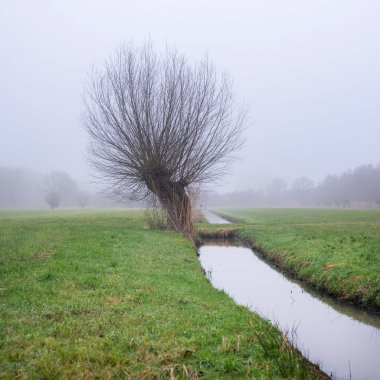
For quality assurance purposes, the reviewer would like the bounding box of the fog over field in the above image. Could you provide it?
[1,0,379,204]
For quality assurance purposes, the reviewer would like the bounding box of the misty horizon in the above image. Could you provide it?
[1,161,379,209]
[1,159,380,193]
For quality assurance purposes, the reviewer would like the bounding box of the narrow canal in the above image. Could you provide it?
[199,212,380,380]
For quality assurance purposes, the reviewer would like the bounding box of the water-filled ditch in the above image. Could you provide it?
[202,210,233,224]
[199,212,380,380]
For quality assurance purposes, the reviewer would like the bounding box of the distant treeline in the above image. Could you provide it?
[2,163,379,209]
[204,163,380,208]
[0,167,140,209]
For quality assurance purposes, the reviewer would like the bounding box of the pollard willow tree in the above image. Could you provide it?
[83,43,246,234]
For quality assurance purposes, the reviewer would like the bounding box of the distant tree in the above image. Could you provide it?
[83,42,246,233]
[76,190,90,208]
[351,165,376,204]
[266,178,287,204]
[313,164,380,207]
[316,175,340,207]
[44,171,76,209]
[44,190,62,210]
[291,176,315,205]
[291,176,315,192]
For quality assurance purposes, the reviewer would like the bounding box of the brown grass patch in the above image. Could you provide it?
[105,295,123,303]
[33,251,53,260]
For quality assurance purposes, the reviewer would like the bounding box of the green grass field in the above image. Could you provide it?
[217,208,380,312]
[0,210,325,379]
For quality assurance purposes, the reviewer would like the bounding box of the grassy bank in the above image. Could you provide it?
[0,210,325,379]
[215,208,380,312]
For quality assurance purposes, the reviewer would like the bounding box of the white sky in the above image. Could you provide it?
[1,0,379,191]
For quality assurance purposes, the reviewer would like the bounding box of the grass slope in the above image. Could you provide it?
[0,210,325,379]
[217,208,380,312]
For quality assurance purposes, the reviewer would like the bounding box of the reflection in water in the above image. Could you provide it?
[199,244,380,380]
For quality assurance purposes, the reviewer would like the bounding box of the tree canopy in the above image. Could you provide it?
[83,43,246,233]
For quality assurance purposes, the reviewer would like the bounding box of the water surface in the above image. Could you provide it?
[199,243,380,380]
[202,210,231,224]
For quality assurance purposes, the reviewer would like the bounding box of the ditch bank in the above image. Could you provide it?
[200,211,380,314]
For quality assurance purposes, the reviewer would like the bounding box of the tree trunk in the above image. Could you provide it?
[150,179,193,235]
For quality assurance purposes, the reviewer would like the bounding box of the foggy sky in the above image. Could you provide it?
[1,0,379,192]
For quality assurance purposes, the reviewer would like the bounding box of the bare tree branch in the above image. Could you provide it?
[82,42,247,233]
